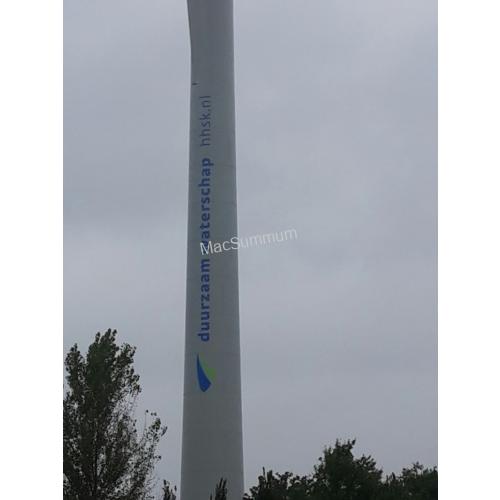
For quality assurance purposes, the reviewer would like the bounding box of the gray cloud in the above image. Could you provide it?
[64,0,436,488]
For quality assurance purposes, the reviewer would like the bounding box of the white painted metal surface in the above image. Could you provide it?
[181,1,243,498]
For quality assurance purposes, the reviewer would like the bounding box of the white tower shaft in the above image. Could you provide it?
[181,1,243,499]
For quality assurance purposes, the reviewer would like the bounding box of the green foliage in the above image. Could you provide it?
[245,469,311,500]
[379,463,438,500]
[245,440,437,500]
[311,439,382,500]
[63,329,167,500]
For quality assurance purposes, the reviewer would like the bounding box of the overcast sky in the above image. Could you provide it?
[64,0,437,490]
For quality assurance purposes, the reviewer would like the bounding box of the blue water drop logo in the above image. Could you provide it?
[197,355,213,392]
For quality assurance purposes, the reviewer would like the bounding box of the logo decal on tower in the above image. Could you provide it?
[197,354,214,392]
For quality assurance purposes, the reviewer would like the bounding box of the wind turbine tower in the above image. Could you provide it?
[181,1,244,499]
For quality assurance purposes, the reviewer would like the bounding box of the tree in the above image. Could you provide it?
[160,480,177,500]
[399,463,438,500]
[311,439,382,500]
[245,440,437,500]
[245,469,311,500]
[210,479,228,500]
[63,329,167,499]
[379,464,438,500]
